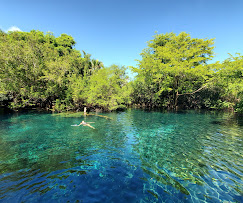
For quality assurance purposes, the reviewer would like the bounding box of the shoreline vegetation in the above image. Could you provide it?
[0,30,242,113]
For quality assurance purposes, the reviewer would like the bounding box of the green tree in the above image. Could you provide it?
[0,30,129,112]
[84,65,130,111]
[211,54,243,112]
[132,32,215,109]
[0,30,85,110]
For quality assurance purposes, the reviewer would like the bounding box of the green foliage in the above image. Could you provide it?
[211,54,243,112]
[1,30,242,113]
[0,30,106,111]
[84,65,130,111]
[132,32,215,109]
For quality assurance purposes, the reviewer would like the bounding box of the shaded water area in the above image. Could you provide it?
[0,109,242,202]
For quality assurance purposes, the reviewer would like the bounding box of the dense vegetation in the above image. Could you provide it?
[0,30,242,112]
[0,30,130,111]
[131,32,243,112]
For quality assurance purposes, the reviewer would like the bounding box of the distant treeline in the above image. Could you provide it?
[0,30,242,112]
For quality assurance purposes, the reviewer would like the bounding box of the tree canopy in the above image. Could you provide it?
[0,30,129,111]
[131,32,242,112]
[0,30,242,113]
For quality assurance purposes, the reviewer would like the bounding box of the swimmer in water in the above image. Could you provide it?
[78,121,95,129]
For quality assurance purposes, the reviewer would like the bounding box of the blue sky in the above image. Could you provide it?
[1,0,243,68]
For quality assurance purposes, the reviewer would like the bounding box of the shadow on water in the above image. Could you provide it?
[0,109,242,202]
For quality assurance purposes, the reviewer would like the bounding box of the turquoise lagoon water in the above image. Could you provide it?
[0,109,242,202]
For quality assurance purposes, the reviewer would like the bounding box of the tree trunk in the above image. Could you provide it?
[175,91,179,110]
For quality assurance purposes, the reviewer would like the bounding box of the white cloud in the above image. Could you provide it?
[7,26,22,32]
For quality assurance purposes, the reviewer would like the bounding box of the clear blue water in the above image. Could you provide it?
[0,109,242,202]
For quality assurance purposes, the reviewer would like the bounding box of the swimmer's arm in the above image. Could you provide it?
[84,124,95,129]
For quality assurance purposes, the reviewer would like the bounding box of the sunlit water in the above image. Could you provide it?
[0,109,242,202]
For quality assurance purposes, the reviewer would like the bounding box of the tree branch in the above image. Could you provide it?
[178,85,207,96]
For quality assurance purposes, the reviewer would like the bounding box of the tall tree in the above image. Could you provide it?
[132,32,215,109]
[84,65,130,111]
[212,54,243,112]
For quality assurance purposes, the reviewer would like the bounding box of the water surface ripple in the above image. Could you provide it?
[0,109,242,202]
